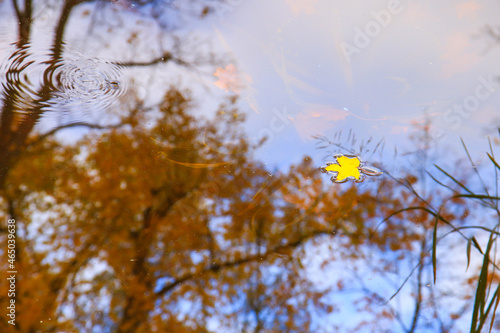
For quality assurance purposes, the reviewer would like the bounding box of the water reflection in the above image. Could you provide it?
[321,154,383,183]
[0,1,500,332]
[0,44,48,112]
[49,54,124,108]
[0,45,126,117]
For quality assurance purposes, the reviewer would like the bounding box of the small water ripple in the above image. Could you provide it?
[49,53,127,109]
[0,44,128,122]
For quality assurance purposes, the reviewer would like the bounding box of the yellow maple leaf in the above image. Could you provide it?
[324,156,360,182]
[321,155,383,183]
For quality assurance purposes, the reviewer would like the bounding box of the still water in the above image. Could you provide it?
[1,1,500,332]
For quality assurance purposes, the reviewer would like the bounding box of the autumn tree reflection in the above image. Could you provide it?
[3,81,491,331]
[0,87,332,331]
[0,0,227,190]
[1,1,500,333]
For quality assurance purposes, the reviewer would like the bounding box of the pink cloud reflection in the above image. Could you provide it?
[286,0,319,16]
[440,33,479,78]
[292,104,349,140]
[456,1,481,20]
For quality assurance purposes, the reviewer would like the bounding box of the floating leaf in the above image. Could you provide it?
[321,154,382,183]
[323,155,360,182]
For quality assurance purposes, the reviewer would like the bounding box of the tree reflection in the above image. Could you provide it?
[1,1,500,333]
[0,0,225,190]
[1,87,331,331]
[4,83,495,331]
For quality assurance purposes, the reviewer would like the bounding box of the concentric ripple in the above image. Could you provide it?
[50,54,126,108]
[0,43,49,112]
[0,45,128,122]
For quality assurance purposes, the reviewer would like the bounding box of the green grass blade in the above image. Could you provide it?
[472,236,484,255]
[462,138,490,196]
[454,194,500,210]
[435,164,474,195]
[454,194,500,200]
[470,233,494,333]
[478,276,500,332]
[488,139,499,211]
[427,171,458,193]
[487,285,500,333]
[432,215,438,284]
[467,237,472,272]
[487,153,500,172]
